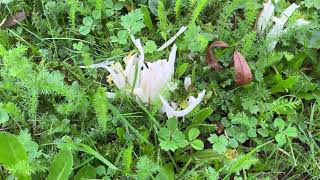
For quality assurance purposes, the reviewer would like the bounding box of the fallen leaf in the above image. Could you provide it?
[207,41,229,70]
[233,50,252,85]
[2,11,26,28]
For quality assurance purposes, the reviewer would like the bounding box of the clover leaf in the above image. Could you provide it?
[188,128,204,150]
[208,134,228,154]
[274,119,298,146]
[158,118,188,151]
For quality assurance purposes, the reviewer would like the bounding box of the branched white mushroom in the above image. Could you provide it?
[257,2,309,51]
[81,26,205,117]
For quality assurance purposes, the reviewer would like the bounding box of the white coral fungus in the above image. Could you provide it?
[81,26,205,117]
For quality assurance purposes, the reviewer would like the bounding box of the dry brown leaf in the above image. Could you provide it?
[207,41,229,70]
[233,50,252,85]
[2,11,26,28]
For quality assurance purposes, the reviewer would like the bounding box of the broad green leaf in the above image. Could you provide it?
[156,163,175,180]
[105,0,114,8]
[275,133,286,146]
[79,26,91,35]
[284,126,298,137]
[158,127,170,139]
[175,63,189,79]
[188,128,200,141]
[47,149,73,180]
[117,30,128,44]
[257,128,269,137]
[191,139,204,150]
[83,16,94,27]
[208,134,218,143]
[229,138,239,148]
[0,108,9,124]
[167,117,178,131]
[273,118,285,132]
[247,128,257,138]
[192,107,213,124]
[74,165,96,180]
[0,132,30,179]
[92,10,101,20]
[212,141,227,154]
[96,165,106,176]
[271,75,299,93]
[141,6,154,30]
[114,3,124,10]
[105,9,114,17]
[219,135,229,146]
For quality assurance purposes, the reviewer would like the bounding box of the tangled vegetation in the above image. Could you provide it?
[0,0,320,179]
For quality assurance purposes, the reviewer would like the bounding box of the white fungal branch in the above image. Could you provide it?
[257,2,309,51]
[160,90,206,118]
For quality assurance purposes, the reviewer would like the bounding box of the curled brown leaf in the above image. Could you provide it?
[207,41,229,70]
[233,50,252,85]
[1,11,26,28]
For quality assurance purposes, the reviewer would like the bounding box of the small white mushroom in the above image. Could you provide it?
[184,77,192,91]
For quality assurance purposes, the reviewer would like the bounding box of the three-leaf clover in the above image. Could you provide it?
[158,118,188,151]
[79,16,94,35]
[208,134,229,154]
[274,118,298,146]
[188,128,204,150]
[120,9,145,35]
[105,0,124,17]
[183,25,211,53]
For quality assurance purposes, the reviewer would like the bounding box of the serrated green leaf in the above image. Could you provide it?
[74,165,96,180]
[47,149,73,180]
[144,40,157,53]
[120,9,145,35]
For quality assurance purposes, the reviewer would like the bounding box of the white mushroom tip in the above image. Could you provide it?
[160,90,206,118]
